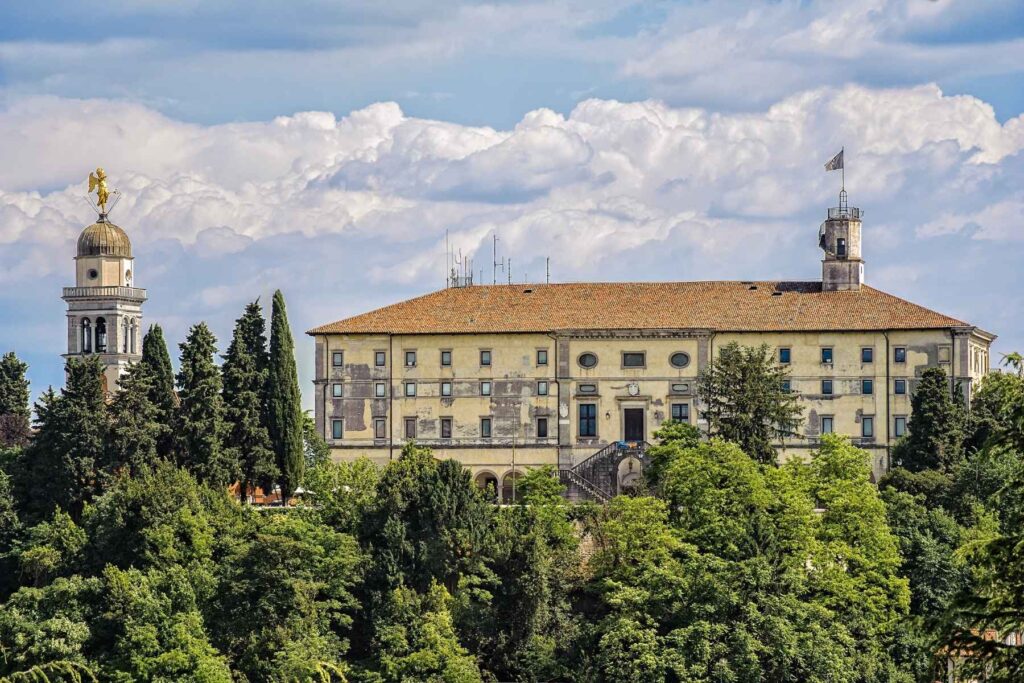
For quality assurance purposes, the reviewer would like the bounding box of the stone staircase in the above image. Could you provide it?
[559,441,649,503]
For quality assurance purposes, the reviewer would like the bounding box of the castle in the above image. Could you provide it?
[308,191,995,500]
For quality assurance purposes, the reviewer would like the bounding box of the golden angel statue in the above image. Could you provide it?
[88,167,111,213]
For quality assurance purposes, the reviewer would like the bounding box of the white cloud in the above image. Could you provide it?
[0,83,1022,403]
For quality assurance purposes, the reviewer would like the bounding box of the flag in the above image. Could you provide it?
[824,149,844,171]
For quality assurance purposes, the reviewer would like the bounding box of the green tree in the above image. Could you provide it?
[361,444,496,595]
[140,324,178,459]
[374,582,483,683]
[222,301,276,502]
[892,367,966,472]
[14,357,107,522]
[697,342,803,464]
[105,361,160,479]
[644,420,701,493]
[303,411,331,470]
[11,511,86,589]
[0,352,30,448]
[302,458,380,535]
[176,323,235,487]
[96,565,232,682]
[266,290,304,503]
[211,512,363,682]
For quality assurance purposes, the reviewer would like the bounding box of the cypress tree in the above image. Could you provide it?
[176,322,235,487]
[892,366,966,473]
[223,301,277,502]
[0,351,31,447]
[14,356,107,521]
[140,324,178,459]
[106,361,161,479]
[266,290,304,503]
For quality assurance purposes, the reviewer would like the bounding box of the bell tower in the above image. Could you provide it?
[819,188,864,292]
[62,169,147,392]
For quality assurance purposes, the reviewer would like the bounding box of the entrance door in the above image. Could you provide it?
[623,408,644,442]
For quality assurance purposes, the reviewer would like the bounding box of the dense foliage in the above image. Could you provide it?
[1,331,1022,681]
[697,342,804,464]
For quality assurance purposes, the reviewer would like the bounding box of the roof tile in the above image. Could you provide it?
[307,281,969,335]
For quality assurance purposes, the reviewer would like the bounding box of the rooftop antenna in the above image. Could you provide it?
[545,257,550,284]
[492,233,505,285]
[507,257,512,284]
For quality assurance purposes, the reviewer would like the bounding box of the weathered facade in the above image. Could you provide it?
[308,200,995,499]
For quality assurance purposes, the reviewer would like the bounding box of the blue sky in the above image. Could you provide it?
[1,0,1022,406]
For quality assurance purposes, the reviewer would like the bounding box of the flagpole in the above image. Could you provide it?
[841,146,845,192]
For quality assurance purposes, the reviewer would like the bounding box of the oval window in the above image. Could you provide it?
[88,268,99,279]
[670,352,690,369]
[578,352,598,368]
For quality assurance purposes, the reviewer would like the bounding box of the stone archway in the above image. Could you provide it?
[501,471,523,504]
[617,455,644,495]
[474,470,499,502]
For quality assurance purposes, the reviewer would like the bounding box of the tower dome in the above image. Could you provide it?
[77,219,132,258]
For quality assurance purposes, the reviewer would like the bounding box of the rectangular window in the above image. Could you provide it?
[671,403,689,423]
[405,350,417,367]
[537,417,548,438]
[862,379,874,395]
[332,351,343,367]
[821,379,833,395]
[579,403,597,437]
[781,379,792,393]
[404,382,416,397]
[862,347,874,363]
[480,349,492,366]
[837,238,847,258]
[894,379,907,395]
[441,381,452,397]
[374,418,386,440]
[821,416,834,434]
[670,382,689,394]
[375,351,386,367]
[480,417,492,439]
[480,381,492,396]
[441,418,452,439]
[404,418,416,439]
[779,347,791,364]
[894,347,907,363]
[578,384,597,394]
[862,416,874,438]
[331,419,343,439]
[622,352,646,368]
[894,416,906,437]
[441,350,452,367]
[537,349,548,366]
[332,383,343,398]
[375,382,386,398]
[821,348,833,364]
[537,380,549,396]
[938,346,952,363]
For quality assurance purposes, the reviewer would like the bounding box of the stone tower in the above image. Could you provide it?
[819,189,864,291]
[62,212,147,393]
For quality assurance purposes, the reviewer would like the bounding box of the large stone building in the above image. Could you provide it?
[308,196,994,500]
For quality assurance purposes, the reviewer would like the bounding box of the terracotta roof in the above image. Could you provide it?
[307,281,971,336]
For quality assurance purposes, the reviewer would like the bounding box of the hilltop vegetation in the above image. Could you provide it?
[0,319,1022,681]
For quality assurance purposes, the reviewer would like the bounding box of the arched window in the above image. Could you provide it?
[122,318,129,353]
[130,320,138,354]
[81,318,92,353]
[95,317,107,353]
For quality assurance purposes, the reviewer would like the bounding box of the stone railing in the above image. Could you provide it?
[62,286,147,300]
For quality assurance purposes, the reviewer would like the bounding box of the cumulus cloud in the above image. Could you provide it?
[1,83,1022,402]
